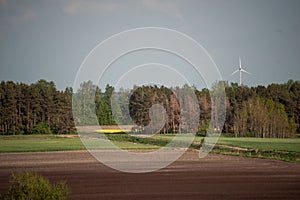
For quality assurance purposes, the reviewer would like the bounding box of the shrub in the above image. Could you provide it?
[32,122,52,134]
[1,172,70,200]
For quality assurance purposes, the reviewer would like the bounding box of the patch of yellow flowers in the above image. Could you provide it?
[95,129,131,133]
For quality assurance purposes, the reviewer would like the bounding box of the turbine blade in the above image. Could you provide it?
[231,69,239,76]
[241,69,251,75]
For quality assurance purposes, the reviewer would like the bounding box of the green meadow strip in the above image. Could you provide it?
[0,134,299,163]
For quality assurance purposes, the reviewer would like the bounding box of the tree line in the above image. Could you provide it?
[225,81,299,137]
[1,79,299,137]
[0,80,76,135]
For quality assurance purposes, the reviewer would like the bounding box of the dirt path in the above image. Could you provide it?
[0,150,299,200]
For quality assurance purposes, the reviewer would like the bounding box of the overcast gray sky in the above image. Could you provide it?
[0,0,299,90]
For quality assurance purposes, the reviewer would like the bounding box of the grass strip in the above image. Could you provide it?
[0,137,85,152]
[211,146,300,163]
[0,134,299,163]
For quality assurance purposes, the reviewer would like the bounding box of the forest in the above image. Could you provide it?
[0,79,299,138]
[0,80,76,135]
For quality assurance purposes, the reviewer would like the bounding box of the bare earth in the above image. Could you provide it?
[0,150,299,200]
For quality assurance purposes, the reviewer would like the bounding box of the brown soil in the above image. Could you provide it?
[0,150,299,200]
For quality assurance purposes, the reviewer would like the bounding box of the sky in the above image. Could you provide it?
[0,0,300,90]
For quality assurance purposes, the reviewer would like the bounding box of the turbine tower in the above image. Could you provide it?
[231,57,251,86]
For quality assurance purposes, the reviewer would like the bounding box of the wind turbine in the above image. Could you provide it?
[231,57,251,86]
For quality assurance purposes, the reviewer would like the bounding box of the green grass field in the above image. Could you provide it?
[153,134,300,153]
[0,134,299,162]
[0,135,159,152]
[1,134,299,153]
[0,135,85,152]
[216,137,300,153]
[152,134,300,162]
